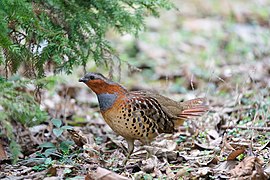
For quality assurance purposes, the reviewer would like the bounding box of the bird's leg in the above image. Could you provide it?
[144,142,153,159]
[146,148,152,159]
[122,138,134,165]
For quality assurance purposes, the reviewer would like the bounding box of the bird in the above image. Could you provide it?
[79,72,208,164]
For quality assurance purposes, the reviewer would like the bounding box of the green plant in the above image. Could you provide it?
[227,128,240,137]
[0,77,48,162]
[32,157,54,171]
[236,153,245,161]
[176,135,187,144]
[0,0,173,78]
[0,78,48,125]
[51,118,73,138]
[32,140,75,170]
[197,131,207,143]
[38,119,75,161]
[32,122,75,172]
[38,140,74,158]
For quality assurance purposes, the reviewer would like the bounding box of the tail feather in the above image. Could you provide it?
[176,98,208,123]
[181,98,207,108]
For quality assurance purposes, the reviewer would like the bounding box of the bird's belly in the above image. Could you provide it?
[101,110,158,142]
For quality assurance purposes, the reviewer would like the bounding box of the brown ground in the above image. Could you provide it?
[1,0,270,179]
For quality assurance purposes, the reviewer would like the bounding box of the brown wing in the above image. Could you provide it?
[129,91,208,128]
[128,91,208,131]
[127,91,175,134]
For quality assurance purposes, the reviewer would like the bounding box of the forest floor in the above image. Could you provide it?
[1,0,270,179]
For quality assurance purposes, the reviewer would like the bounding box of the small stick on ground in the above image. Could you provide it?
[221,125,270,132]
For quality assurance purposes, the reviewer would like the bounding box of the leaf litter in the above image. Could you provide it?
[1,0,270,179]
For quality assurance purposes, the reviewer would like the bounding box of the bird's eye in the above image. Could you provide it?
[89,75,95,80]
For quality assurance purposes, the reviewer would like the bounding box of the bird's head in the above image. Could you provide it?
[79,72,127,95]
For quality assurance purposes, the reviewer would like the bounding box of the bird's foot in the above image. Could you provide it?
[122,156,129,166]
[144,145,154,159]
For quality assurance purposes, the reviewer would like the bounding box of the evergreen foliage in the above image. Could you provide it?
[0,0,173,78]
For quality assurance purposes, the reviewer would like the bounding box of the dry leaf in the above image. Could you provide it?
[165,166,175,179]
[227,147,246,161]
[47,166,57,176]
[254,159,268,180]
[204,156,219,166]
[152,139,177,151]
[142,145,178,162]
[86,167,129,180]
[264,164,270,177]
[0,140,7,160]
[141,157,156,173]
[214,161,238,173]
[222,136,235,151]
[194,140,215,150]
[175,168,189,179]
[230,156,264,178]
[46,164,74,178]
[207,129,222,147]
[68,129,87,147]
[207,129,220,140]
[197,167,211,176]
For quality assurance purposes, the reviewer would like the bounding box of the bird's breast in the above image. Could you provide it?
[97,93,118,111]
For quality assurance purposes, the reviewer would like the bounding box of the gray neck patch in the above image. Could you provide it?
[97,93,118,111]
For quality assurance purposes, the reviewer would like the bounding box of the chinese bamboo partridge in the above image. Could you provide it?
[79,72,208,164]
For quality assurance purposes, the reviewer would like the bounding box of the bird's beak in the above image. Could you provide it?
[79,77,87,83]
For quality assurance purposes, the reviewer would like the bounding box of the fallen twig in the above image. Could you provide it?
[221,125,270,132]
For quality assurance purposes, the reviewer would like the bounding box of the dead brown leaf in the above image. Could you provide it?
[194,140,215,150]
[230,156,264,178]
[213,161,238,178]
[141,156,157,173]
[194,130,222,151]
[174,168,190,179]
[222,135,235,152]
[0,140,7,160]
[47,166,57,176]
[152,139,177,151]
[68,129,88,147]
[201,156,219,166]
[165,166,175,179]
[46,164,74,179]
[208,130,222,147]
[227,147,246,161]
[86,167,129,180]
[265,164,270,177]
[83,144,101,164]
[215,160,238,171]
[197,167,211,176]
